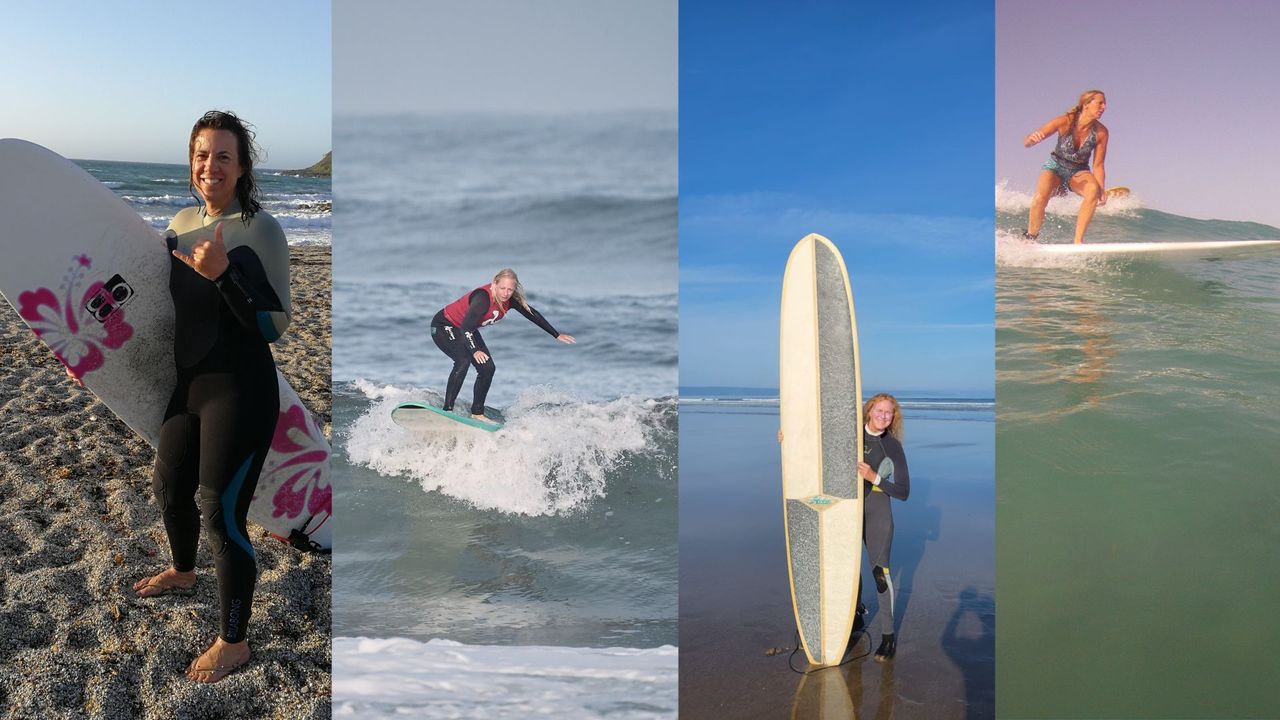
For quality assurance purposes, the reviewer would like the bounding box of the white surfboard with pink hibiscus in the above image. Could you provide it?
[0,138,330,551]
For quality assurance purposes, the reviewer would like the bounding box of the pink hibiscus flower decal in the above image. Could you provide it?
[264,404,332,530]
[17,259,133,380]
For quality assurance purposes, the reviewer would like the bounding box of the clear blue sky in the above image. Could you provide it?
[680,0,995,396]
[998,0,1280,228]
[0,1,331,168]
[334,0,677,114]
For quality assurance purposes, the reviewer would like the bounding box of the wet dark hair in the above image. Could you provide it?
[188,110,262,221]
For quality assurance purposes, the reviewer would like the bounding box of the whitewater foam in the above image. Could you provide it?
[344,380,667,515]
[333,637,677,719]
[995,180,1143,219]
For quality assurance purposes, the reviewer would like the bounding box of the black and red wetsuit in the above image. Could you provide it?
[431,286,559,414]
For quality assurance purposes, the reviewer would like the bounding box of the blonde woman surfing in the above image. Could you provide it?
[1023,90,1110,244]
[431,269,575,423]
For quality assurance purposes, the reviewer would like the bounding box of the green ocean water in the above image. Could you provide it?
[996,201,1280,717]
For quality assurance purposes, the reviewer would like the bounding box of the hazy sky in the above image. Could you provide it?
[0,1,331,168]
[998,0,1280,228]
[335,0,677,115]
[681,0,994,396]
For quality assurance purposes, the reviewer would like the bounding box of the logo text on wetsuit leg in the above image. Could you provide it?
[227,598,243,637]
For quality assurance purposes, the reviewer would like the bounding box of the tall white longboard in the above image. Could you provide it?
[0,139,331,551]
[779,233,862,666]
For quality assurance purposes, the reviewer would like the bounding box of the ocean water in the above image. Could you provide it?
[679,393,995,717]
[330,113,678,712]
[77,159,332,245]
[996,189,1280,717]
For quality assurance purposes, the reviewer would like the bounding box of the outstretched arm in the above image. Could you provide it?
[512,302,570,341]
[1024,115,1067,148]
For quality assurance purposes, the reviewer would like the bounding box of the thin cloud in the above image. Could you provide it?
[682,192,990,255]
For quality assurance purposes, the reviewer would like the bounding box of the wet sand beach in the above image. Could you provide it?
[678,403,994,719]
[0,246,331,719]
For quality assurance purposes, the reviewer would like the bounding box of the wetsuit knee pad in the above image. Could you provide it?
[873,565,890,593]
[475,359,496,378]
[196,485,232,557]
[153,415,197,511]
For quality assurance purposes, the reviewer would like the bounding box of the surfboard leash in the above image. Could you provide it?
[785,628,872,674]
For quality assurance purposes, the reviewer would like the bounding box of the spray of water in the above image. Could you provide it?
[344,380,667,516]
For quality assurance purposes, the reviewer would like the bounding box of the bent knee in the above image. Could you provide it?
[873,565,891,593]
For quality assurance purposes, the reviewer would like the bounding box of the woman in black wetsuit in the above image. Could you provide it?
[432,268,575,423]
[857,393,910,661]
[130,111,291,683]
[1022,89,1110,244]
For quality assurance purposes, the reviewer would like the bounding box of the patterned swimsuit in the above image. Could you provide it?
[1043,123,1097,189]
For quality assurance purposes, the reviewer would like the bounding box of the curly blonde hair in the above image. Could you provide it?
[862,393,903,441]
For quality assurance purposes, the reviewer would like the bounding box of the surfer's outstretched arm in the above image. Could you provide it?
[511,302,572,342]
[1024,115,1067,147]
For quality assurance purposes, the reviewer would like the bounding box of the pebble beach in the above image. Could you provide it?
[0,246,332,719]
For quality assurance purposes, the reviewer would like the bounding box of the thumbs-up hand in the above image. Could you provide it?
[172,221,231,281]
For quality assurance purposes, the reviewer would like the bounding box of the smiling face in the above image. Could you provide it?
[493,277,517,304]
[867,399,896,434]
[190,128,243,214]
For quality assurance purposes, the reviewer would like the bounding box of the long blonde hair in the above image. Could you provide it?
[1065,89,1105,130]
[863,393,904,441]
[491,268,530,312]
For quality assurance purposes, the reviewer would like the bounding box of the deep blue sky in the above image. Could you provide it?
[680,1,994,396]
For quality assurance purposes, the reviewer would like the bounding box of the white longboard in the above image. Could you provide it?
[0,139,331,551]
[779,233,862,667]
[391,401,503,433]
[1034,239,1280,256]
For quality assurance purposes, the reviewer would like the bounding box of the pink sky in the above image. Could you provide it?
[997,0,1280,227]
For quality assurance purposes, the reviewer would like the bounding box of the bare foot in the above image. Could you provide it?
[133,567,196,597]
[471,413,498,425]
[187,638,251,683]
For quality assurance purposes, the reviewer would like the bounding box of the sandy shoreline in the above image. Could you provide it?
[0,246,332,718]
[678,407,994,719]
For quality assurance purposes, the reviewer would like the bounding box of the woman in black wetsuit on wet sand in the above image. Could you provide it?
[857,393,910,661]
[432,268,575,423]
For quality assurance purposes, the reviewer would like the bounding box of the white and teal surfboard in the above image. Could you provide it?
[391,401,504,433]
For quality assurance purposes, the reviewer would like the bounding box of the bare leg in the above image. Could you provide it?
[1069,172,1102,244]
[1027,170,1061,237]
